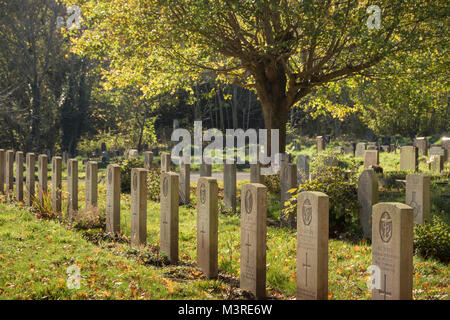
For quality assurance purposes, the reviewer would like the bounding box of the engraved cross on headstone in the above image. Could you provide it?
[200,222,206,249]
[379,274,392,300]
[303,252,312,287]
[245,233,251,264]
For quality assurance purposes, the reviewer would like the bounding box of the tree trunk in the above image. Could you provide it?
[260,100,288,154]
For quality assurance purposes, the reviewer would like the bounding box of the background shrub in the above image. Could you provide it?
[414,216,450,263]
[120,158,144,193]
[147,167,161,201]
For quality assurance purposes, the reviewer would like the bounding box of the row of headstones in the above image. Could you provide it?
[1,148,416,299]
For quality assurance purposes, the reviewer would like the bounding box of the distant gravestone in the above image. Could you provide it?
[0,149,5,194]
[161,152,171,173]
[406,174,430,225]
[364,150,379,168]
[128,149,139,159]
[414,137,428,156]
[160,172,179,263]
[15,151,24,202]
[37,154,48,203]
[442,137,450,162]
[281,163,298,227]
[297,191,329,300]
[358,169,379,239]
[250,163,261,183]
[430,155,444,173]
[400,146,418,171]
[85,161,98,208]
[279,152,290,208]
[25,153,35,206]
[67,159,78,220]
[144,151,153,170]
[430,145,445,157]
[51,157,62,215]
[240,183,267,299]
[5,150,14,193]
[196,177,218,278]
[316,136,325,153]
[355,143,367,158]
[200,158,212,177]
[297,155,310,185]
[62,151,68,164]
[223,163,236,211]
[106,164,121,235]
[179,160,190,205]
[334,146,343,154]
[372,203,413,300]
[131,168,148,246]
[343,145,354,156]
[367,142,378,150]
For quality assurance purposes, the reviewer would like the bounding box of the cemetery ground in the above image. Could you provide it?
[0,141,449,300]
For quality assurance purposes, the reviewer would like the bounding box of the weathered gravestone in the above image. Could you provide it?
[414,137,428,156]
[297,155,310,185]
[358,169,379,239]
[85,161,98,208]
[372,203,413,300]
[25,153,35,205]
[279,153,290,211]
[224,163,236,211]
[179,160,190,205]
[5,150,14,193]
[15,151,23,202]
[51,157,62,214]
[161,152,171,173]
[355,142,367,158]
[196,177,218,278]
[128,149,139,159]
[144,151,153,170]
[67,159,78,220]
[367,142,378,150]
[0,149,5,194]
[131,168,148,246]
[160,172,179,263]
[200,158,212,177]
[343,145,354,156]
[240,183,267,299]
[442,137,450,162]
[106,164,121,235]
[430,155,444,173]
[400,146,418,171]
[38,154,48,203]
[316,136,326,153]
[250,163,261,183]
[281,163,298,227]
[363,150,379,168]
[297,191,329,300]
[430,145,445,157]
[405,174,430,225]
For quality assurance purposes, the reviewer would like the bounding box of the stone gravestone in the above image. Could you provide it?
[400,146,418,171]
[334,146,343,154]
[316,136,325,153]
[25,153,35,206]
[240,183,267,299]
[343,145,354,156]
[200,158,212,177]
[51,157,62,215]
[0,149,5,194]
[372,203,413,300]
[430,145,445,157]
[85,161,98,208]
[67,159,78,220]
[128,149,139,159]
[358,169,379,239]
[106,164,121,235]
[38,154,48,203]
[5,150,14,193]
[297,155,310,185]
[367,142,378,150]
[363,150,379,168]
[15,151,24,202]
[179,160,190,205]
[442,137,450,162]
[160,172,179,263]
[405,174,430,225]
[250,163,261,183]
[297,191,329,300]
[131,168,148,246]
[144,151,153,170]
[414,137,428,156]
[196,177,218,278]
[430,155,444,173]
[279,152,290,212]
[355,142,366,158]
[62,151,68,164]
[281,163,298,227]
[161,152,171,173]
[223,163,236,211]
